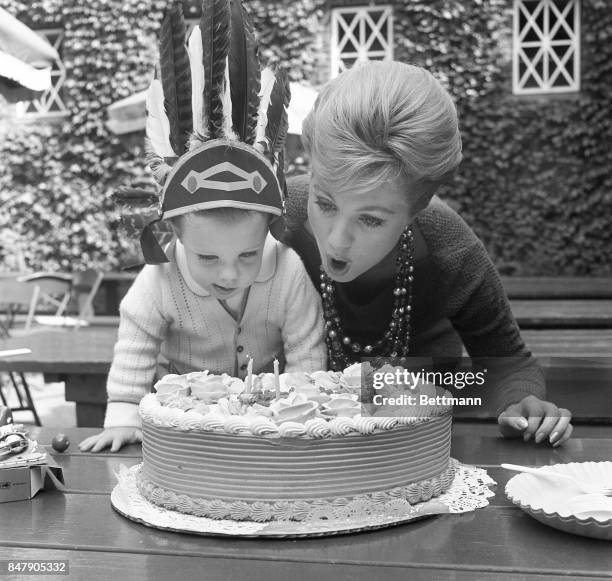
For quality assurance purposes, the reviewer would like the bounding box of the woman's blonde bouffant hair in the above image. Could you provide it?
[302,61,463,208]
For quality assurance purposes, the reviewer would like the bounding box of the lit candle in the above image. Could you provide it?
[246,355,253,394]
[273,358,280,400]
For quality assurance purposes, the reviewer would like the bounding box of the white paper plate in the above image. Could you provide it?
[505,462,612,540]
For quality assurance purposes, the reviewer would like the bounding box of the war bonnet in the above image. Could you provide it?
[141,0,290,263]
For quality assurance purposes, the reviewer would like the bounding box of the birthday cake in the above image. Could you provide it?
[135,364,455,523]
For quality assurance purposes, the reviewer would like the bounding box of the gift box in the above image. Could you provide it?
[0,455,64,503]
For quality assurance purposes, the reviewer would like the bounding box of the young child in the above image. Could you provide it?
[79,1,326,452]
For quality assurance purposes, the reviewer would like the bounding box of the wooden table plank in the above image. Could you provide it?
[502,277,612,299]
[4,548,603,581]
[511,299,612,328]
[0,327,115,374]
[30,427,142,456]
[521,330,612,358]
[453,434,612,467]
[44,455,140,494]
[1,494,610,577]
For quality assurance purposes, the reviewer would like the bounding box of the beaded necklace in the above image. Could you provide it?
[319,227,414,370]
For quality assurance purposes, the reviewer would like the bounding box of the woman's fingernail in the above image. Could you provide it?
[523,432,531,442]
[534,432,544,444]
[517,418,528,429]
[549,431,559,443]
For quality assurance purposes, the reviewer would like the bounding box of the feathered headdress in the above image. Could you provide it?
[141,0,291,264]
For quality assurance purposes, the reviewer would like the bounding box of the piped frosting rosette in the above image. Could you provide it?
[140,363,452,438]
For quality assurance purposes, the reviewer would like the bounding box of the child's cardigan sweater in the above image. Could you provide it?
[104,234,326,428]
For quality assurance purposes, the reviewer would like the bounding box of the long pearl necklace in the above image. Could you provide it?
[319,227,414,370]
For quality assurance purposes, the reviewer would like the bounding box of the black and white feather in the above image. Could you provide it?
[145,0,290,185]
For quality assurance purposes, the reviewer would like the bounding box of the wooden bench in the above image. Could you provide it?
[502,276,612,299]
[511,300,612,328]
[507,276,612,329]
[503,277,612,423]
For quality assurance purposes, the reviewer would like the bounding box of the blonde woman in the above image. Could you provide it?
[280,61,573,446]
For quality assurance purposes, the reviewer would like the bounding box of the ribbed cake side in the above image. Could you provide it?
[137,412,454,521]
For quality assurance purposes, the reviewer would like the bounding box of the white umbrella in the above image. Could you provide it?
[106,90,148,136]
[287,82,317,136]
[107,82,319,137]
[0,7,59,102]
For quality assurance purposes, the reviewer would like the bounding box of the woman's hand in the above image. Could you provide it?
[498,395,573,447]
[79,427,142,453]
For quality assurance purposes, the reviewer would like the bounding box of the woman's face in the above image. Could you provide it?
[307,176,412,282]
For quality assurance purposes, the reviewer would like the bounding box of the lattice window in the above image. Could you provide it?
[16,29,68,118]
[513,0,580,94]
[331,6,393,78]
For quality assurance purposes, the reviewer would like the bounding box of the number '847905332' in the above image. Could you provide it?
[1,560,69,575]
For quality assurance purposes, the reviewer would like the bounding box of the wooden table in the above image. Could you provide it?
[0,423,610,580]
[0,326,116,427]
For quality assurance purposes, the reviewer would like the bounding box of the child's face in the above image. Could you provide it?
[307,176,412,282]
[179,213,269,300]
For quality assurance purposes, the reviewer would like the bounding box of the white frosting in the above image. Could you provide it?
[140,364,452,439]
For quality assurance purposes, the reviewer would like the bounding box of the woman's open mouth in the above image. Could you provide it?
[326,255,351,276]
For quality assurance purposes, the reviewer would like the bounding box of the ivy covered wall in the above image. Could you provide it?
[392,0,612,276]
[1,0,611,274]
[0,0,165,271]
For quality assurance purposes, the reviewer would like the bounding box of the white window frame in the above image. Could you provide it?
[331,6,393,78]
[16,28,69,119]
[513,0,581,95]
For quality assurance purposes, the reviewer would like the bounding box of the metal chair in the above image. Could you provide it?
[0,278,40,337]
[0,270,104,425]
[18,272,72,316]
[20,269,104,329]
[0,279,43,425]
[71,269,104,321]
[0,371,42,426]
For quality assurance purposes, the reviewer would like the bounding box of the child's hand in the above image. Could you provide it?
[79,427,142,453]
[498,395,572,447]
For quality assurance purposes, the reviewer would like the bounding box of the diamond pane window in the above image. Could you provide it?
[513,0,580,94]
[331,6,393,78]
[17,29,68,118]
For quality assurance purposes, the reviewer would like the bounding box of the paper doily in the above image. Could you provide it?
[111,461,495,538]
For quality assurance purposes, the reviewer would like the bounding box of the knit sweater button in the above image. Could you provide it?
[237,345,244,352]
